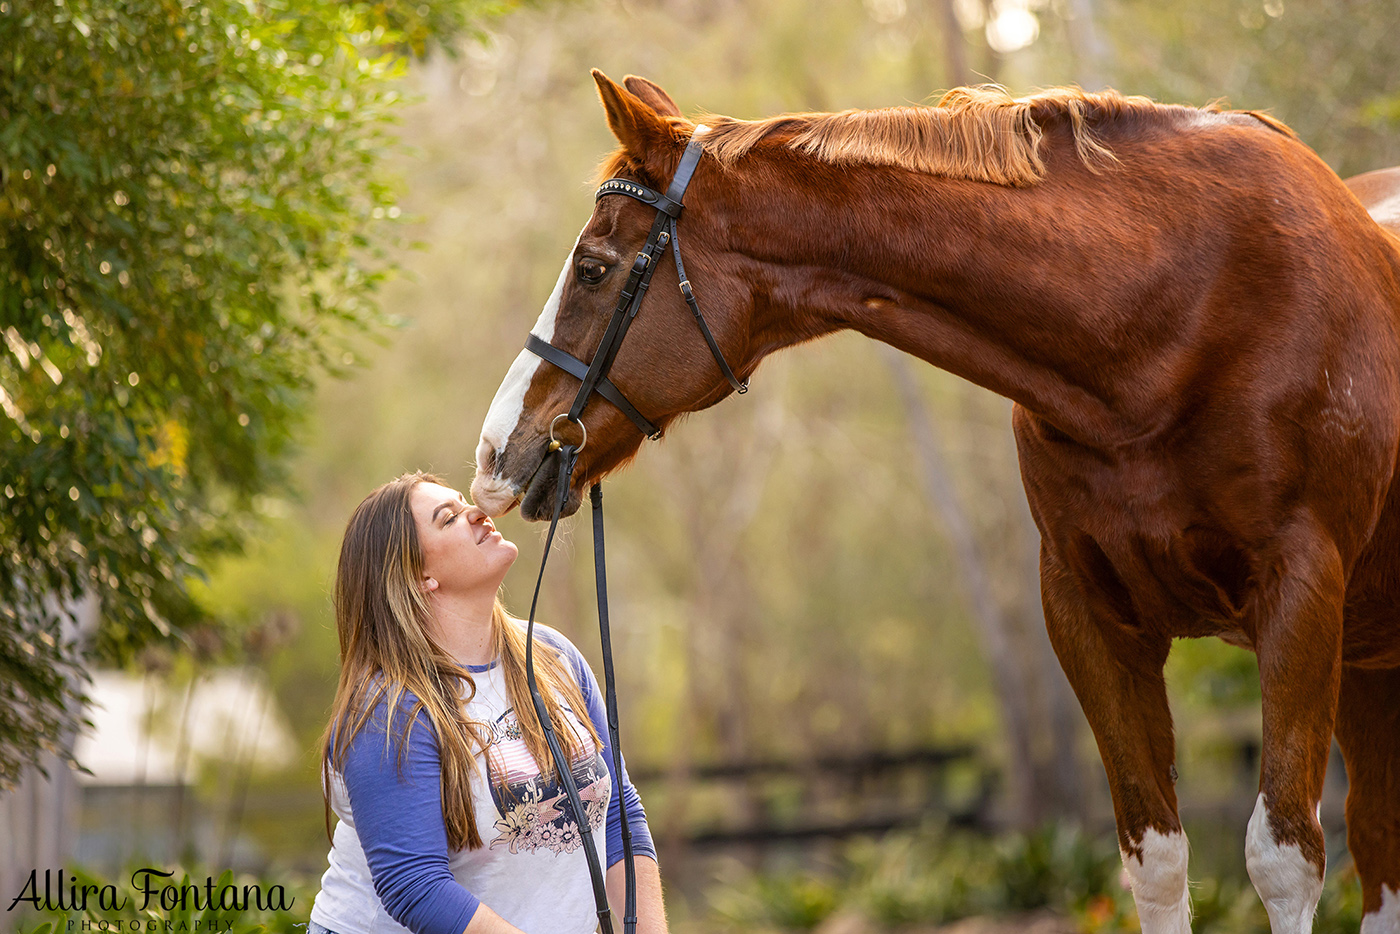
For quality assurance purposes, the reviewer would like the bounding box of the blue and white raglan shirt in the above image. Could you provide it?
[309,623,655,934]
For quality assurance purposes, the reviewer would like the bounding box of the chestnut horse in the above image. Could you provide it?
[471,72,1400,933]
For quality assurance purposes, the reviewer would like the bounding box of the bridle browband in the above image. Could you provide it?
[518,128,749,934]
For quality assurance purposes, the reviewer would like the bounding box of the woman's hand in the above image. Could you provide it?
[606,855,668,934]
[463,904,528,934]
[459,856,667,934]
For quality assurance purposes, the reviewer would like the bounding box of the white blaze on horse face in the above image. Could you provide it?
[1245,793,1324,934]
[472,237,579,515]
[1361,885,1400,934]
[1121,828,1191,934]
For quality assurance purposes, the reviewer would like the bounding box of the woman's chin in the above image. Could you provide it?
[495,540,520,569]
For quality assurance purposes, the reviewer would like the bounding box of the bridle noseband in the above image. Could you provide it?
[526,126,748,449]
[518,128,749,934]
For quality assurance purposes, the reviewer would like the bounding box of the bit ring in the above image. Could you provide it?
[549,413,587,454]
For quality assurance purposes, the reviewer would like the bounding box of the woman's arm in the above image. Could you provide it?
[341,697,487,934]
[463,904,525,934]
[606,856,668,934]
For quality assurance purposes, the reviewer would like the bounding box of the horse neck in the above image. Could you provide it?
[719,156,1166,446]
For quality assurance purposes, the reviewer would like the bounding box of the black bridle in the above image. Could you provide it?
[519,128,746,934]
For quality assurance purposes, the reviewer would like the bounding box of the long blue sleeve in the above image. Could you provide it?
[341,695,480,934]
[540,628,658,868]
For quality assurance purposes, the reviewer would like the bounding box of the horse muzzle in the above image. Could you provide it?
[471,439,584,521]
[517,451,584,521]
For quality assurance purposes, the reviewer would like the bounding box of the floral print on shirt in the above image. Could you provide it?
[486,706,611,856]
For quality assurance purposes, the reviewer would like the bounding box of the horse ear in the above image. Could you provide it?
[593,69,676,161]
[622,75,681,118]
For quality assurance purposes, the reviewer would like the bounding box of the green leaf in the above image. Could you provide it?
[0,0,516,786]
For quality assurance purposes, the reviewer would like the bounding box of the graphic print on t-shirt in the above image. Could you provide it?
[486,706,610,855]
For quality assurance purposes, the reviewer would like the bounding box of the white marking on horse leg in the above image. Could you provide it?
[472,236,579,513]
[1361,885,1400,934]
[1245,793,1323,934]
[1121,828,1191,934]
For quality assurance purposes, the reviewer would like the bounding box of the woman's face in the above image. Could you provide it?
[410,481,519,598]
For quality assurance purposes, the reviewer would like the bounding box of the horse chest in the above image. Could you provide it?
[1014,420,1266,641]
[1067,519,1260,644]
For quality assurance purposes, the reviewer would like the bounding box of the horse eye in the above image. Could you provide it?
[576,259,609,285]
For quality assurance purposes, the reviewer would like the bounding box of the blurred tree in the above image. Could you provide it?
[885,347,1087,827]
[0,0,522,787]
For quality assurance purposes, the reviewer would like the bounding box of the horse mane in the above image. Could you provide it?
[599,86,1288,189]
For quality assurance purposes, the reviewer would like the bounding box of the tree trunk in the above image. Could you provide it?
[659,378,786,873]
[882,348,1047,827]
[1063,0,1109,91]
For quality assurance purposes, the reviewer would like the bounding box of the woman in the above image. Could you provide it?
[308,472,667,934]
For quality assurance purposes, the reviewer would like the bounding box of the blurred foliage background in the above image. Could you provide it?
[4,0,1399,930]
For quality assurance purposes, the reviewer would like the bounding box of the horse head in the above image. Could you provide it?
[471,71,756,519]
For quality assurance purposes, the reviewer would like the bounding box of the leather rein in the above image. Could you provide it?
[519,128,745,934]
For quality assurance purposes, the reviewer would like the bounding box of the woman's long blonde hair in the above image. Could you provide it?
[321,471,599,851]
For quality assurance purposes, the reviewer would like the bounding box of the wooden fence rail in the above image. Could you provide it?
[632,744,999,849]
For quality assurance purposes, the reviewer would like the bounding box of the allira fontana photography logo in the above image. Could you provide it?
[8,868,295,923]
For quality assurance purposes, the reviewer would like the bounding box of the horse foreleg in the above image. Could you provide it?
[1335,663,1400,934]
[1040,553,1189,934]
[1248,526,1345,934]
